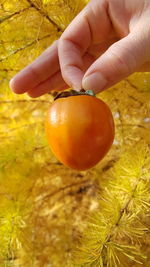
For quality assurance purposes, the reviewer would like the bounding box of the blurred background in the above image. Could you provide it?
[0,1,150,266]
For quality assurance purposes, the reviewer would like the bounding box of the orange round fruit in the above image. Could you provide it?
[45,92,115,171]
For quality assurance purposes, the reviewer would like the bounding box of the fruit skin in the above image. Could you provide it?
[45,95,115,171]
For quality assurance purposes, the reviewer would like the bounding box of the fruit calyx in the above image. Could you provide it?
[54,89,95,101]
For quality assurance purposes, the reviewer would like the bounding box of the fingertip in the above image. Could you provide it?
[71,83,82,92]
[27,91,38,98]
[9,77,19,94]
[27,87,44,98]
[82,72,107,94]
[9,75,26,94]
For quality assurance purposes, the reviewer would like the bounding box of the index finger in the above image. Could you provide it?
[58,0,110,90]
[10,41,60,94]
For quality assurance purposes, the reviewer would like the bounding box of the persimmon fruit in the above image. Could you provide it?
[45,90,115,171]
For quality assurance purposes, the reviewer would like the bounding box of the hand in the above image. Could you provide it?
[10,0,150,97]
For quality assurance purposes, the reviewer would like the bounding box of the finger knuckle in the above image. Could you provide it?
[107,45,136,75]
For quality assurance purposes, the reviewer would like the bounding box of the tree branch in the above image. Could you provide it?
[0,68,20,72]
[36,179,92,203]
[100,161,147,256]
[26,0,63,32]
[0,99,51,104]
[0,33,52,62]
[0,8,29,24]
[117,123,146,129]
[0,123,37,135]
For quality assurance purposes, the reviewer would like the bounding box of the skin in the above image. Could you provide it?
[10,0,150,96]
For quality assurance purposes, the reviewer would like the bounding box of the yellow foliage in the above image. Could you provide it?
[0,0,150,266]
[75,144,150,266]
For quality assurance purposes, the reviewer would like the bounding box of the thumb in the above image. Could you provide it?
[82,32,148,93]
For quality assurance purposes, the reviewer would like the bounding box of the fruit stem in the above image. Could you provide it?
[54,89,95,101]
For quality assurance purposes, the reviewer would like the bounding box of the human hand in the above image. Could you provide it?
[10,0,150,97]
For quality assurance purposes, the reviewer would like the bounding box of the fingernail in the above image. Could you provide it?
[82,72,107,93]
[72,83,82,92]
[9,78,15,91]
